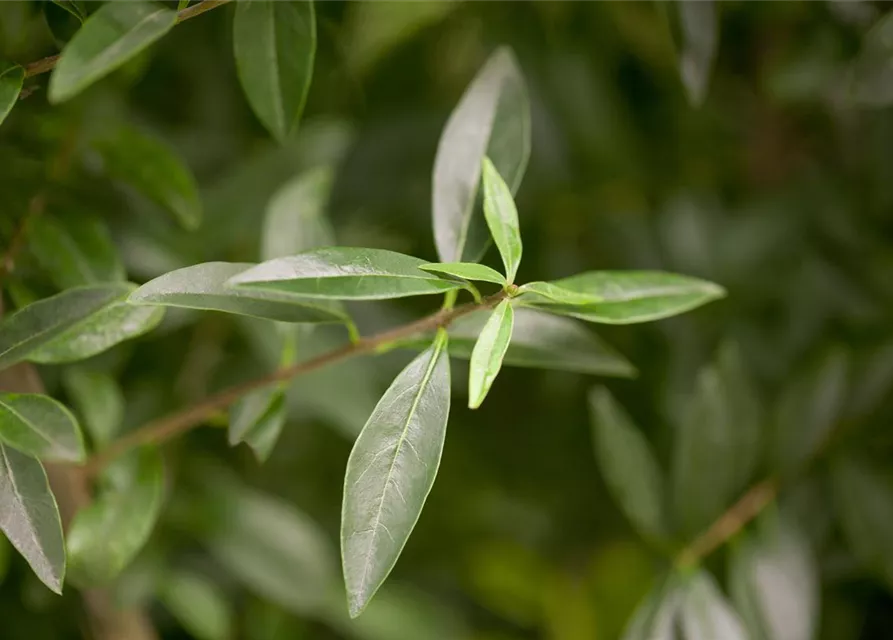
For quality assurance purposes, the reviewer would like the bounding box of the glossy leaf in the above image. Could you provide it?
[621,574,681,640]
[0,393,84,463]
[230,248,463,300]
[589,388,667,543]
[233,0,316,142]
[67,449,164,585]
[28,213,125,289]
[418,262,506,286]
[229,387,286,463]
[517,281,602,306]
[160,571,233,640]
[61,368,124,447]
[848,10,893,106]
[342,333,451,617]
[0,62,23,127]
[481,157,522,282]
[679,571,747,640]
[262,167,335,261]
[48,1,177,103]
[129,262,346,324]
[521,271,725,324]
[95,126,202,230]
[0,445,65,593]
[676,1,717,107]
[432,47,530,263]
[468,300,513,409]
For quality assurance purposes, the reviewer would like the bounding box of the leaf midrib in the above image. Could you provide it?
[0,399,60,455]
[0,446,46,568]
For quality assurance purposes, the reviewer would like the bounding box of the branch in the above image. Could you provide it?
[23,0,232,80]
[84,290,507,474]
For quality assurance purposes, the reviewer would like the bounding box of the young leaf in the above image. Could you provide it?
[481,157,522,283]
[0,445,65,594]
[848,10,893,106]
[433,47,530,263]
[95,126,202,230]
[520,271,725,324]
[48,1,177,103]
[229,387,286,463]
[675,1,718,107]
[419,262,506,286]
[230,248,464,301]
[160,571,233,640]
[589,388,667,543]
[233,0,316,142]
[0,393,84,463]
[517,281,602,305]
[129,262,347,324]
[0,62,24,127]
[28,213,125,289]
[342,333,451,617]
[621,574,681,640]
[468,300,513,409]
[67,449,164,585]
[61,368,124,447]
[262,167,335,261]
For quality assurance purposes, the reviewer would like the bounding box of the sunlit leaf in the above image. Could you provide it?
[679,571,747,640]
[61,367,124,447]
[481,158,522,283]
[468,300,513,409]
[0,393,84,463]
[342,333,451,617]
[230,248,463,301]
[48,1,177,103]
[418,262,506,286]
[0,62,23,127]
[160,571,233,640]
[0,444,65,593]
[433,47,530,263]
[262,167,335,261]
[233,0,316,142]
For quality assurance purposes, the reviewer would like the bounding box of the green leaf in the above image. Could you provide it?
[28,213,125,289]
[230,248,463,301]
[67,449,164,585]
[589,388,667,544]
[61,367,124,447]
[0,444,65,594]
[621,574,680,640]
[233,0,316,142]
[0,393,84,463]
[129,262,347,324]
[262,167,335,261]
[517,281,602,305]
[481,157,522,283]
[729,517,818,640]
[0,62,24,127]
[520,271,725,324]
[831,455,893,590]
[848,11,893,106]
[48,1,177,103]
[160,571,233,640]
[229,387,286,463]
[468,300,513,409]
[678,571,747,639]
[51,0,87,22]
[715,343,762,494]
[433,47,530,263]
[95,126,202,230]
[418,262,506,286]
[342,333,451,617]
[675,1,718,107]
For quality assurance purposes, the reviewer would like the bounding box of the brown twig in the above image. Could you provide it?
[83,291,507,475]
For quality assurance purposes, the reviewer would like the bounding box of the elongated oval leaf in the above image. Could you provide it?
[433,47,530,263]
[521,271,725,324]
[0,62,24,127]
[263,167,335,261]
[0,284,130,370]
[679,571,747,640]
[231,248,463,300]
[621,574,681,640]
[674,1,718,107]
[129,262,346,324]
[61,368,124,447]
[48,1,177,103]
[589,388,667,543]
[0,444,65,593]
[0,393,84,463]
[95,126,202,230]
[517,281,602,305]
[234,0,316,141]
[481,157,522,282]
[160,571,233,640]
[229,386,286,463]
[342,333,451,617]
[419,262,506,286]
[468,300,513,409]
[67,449,164,585]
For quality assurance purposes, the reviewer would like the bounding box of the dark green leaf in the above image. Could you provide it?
[679,571,747,639]
[67,449,164,585]
[229,387,286,463]
[61,367,124,447]
[51,0,87,22]
[230,248,463,301]
[0,62,23,127]
[0,393,84,463]
[129,262,347,324]
[160,571,233,640]
[418,262,506,286]
[589,388,667,543]
[481,158,522,283]
[848,10,893,106]
[433,47,530,263]
[0,444,65,593]
[233,0,316,142]
[95,126,202,230]
[468,300,513,409]
[262,167,335,261]
[48,1,177,103]
[28,213,125,289]
[675,1,718,107]
[342,333,451,617]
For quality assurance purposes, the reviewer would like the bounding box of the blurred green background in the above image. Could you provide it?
[3,1,893,638]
